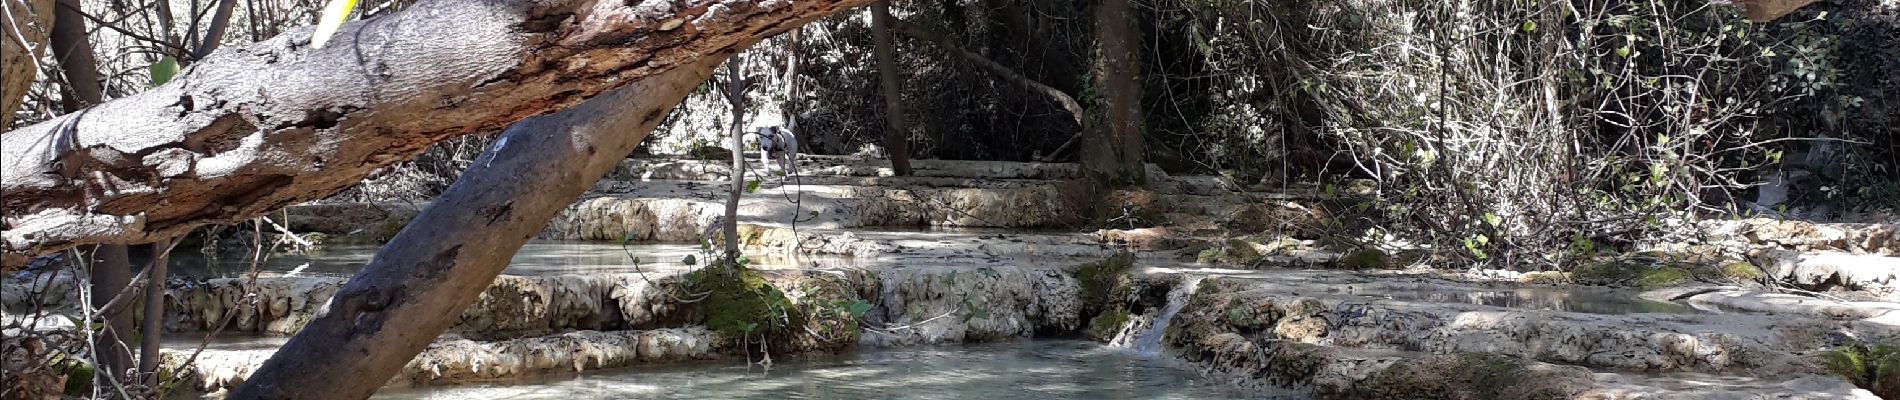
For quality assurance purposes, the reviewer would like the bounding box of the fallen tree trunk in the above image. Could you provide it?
[0,0,871,266]
[229,53,726,400]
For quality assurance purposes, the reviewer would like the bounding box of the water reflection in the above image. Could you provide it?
[373,341,1293,400]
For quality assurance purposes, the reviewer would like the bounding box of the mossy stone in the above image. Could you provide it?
[1085,309,1130,342]
[1336,248,1390,270]
[691,266,802,339]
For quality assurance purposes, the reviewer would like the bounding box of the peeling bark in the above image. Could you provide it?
[0,0,872,266]
[229,54,727,400]
[1,0,53,129]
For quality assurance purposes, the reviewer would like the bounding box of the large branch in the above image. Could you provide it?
[892,19,1083,128]
[230,53,726,400]
[891,19,1084,162]
[0,0,871,265]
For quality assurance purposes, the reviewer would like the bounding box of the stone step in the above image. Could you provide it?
[1704,218,1899,256]
[1154,274,1890,375]
[1171,332,1874,399]
[162,262,1090,344]
[161,327,722,393]
[611,157,1093,181]
[1644,285,1900,324]
[1751,250,1900,301]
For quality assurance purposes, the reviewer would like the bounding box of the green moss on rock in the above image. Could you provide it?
[1516,271,1570,285]
[1719,262,1765,281]
[1351,353,1586,399]
[1335,248,1391,270]
[1084,309,1130,342]
[1069,252,1135,311]
[1195,239,1263,265]
[1821,340,1900,399]
[690,266,802,340]
[1571,258,1693,289]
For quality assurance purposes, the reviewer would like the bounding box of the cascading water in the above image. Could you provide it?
[1125,276,1204,356]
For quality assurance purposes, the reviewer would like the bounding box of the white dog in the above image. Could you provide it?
[749,126,798,174]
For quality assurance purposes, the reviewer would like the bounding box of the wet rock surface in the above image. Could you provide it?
[17,159,1894,397]
[1146,272,1887,399]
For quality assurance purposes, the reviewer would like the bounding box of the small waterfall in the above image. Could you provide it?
[1127,276,1204,356]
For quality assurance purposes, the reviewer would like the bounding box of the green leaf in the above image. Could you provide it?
[311,0,359,49]
[1520,20,1537,33]
[745,180,762,194]
[1483,213,1501,227]
[846,301,872,319]
[148,56,179,87]
[681,254,697,266]
[1615,46,1631,58]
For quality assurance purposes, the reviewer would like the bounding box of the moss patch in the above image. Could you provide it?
[690,266,803,340]
[1719,262,1765,281]
[1069,252,1135,311]
[1084,309,1130,342]
[1196,239,1263,265]
[1570,258,1693,289]
[1352,353,1586,399]
[1334,248,1391,270]
[1821,340,1900,399]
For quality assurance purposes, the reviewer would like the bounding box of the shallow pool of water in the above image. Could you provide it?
[371,340,1287,400]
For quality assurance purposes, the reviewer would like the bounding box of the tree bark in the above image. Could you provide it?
[1,0,54,129]
[49,0,101,111]
[229,54,727,400]
[0,0,873,267]
[53,0,137,386]
[189,0,237,61]
[136,238,170,386]
[870,0,911,175]
[722,55,745,258]
[1081,0,1143,188]
[782,27,800,133]
[84,244,135,386]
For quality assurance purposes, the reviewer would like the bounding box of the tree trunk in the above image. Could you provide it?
[84,244,135,386]
[229,54,726,400]
[189,0,238,61]
[722,55,745,258]
[1,0,54,129]
[0,0,874,267]
[782,27,801,133]
[1080,0,1143,188]
[52,0,136,386]
[49,0,101,111]
[870,0,911,175]
[136,238,170,386]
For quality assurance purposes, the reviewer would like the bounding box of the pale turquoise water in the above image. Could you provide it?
[372,340,1295,399]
